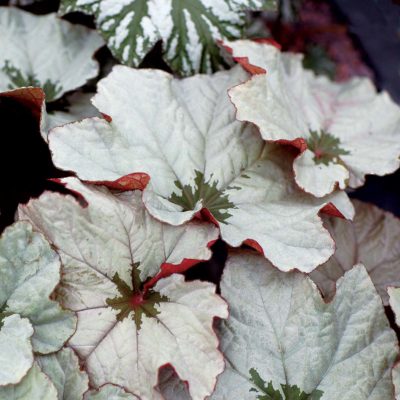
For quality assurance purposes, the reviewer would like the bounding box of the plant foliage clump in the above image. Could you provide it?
[0,1,400,399]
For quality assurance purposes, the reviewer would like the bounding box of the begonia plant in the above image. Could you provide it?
[1,2,400,399]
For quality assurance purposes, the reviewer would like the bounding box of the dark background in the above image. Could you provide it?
[331,0,400,217]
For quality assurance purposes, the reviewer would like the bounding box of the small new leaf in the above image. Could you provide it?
[306,130,350,166]
[250,369,324,400]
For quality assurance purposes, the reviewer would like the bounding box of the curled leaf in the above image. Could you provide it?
[225,40,400,197]
[45,92,100,139]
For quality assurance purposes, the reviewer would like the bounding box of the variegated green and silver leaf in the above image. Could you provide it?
[59,0,276,75]
[162,252,398,399]
[19,177,218,291]
[0,222,76,386]
[68,274,227,400]
[216,253,398,399]
[0,7,103,102]
[49,65,353,273]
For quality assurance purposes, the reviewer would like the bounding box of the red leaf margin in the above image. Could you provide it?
[221,39,354,199]
[46,178,219,293]
[0,87,45,130]
[80,168,346,276]
[220,38,281,75]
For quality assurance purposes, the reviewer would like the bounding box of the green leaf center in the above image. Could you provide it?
[249,368,324,400]
[168,170,236,224]
[106,264,168,330]
[306,129,350,166]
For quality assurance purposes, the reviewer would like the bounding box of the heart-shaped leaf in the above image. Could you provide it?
[19,178,227,399]
[49,65,354,272]
[162,252,399,399]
